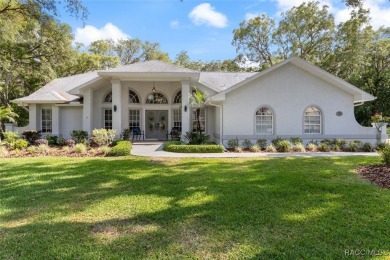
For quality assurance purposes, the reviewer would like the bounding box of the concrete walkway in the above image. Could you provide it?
[131,142,379,158]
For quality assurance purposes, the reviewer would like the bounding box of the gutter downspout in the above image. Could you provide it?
[207,100,223,145]
[354,101,365,107]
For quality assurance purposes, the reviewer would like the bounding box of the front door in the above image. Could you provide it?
[145,110,168,140]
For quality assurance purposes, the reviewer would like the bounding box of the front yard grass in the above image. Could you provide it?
[1,156,389,259]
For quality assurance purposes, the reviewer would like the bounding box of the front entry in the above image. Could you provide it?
[145,110,168,140]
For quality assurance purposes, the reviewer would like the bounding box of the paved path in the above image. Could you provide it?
[131,142,379,158]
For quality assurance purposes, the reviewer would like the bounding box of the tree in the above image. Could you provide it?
[0,106,18,142]
[189,88,208,133]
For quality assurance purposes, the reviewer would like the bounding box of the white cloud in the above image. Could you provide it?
[170,20,179,28]
[189,3,228,28]
[74,23,130,46]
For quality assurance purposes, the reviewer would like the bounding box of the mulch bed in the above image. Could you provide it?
[357,164,390,189]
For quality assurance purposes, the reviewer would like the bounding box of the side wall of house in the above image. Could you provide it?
[60,107,83,139]
[222,63,379,145]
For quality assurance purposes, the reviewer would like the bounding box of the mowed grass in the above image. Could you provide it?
[1,156,390,259]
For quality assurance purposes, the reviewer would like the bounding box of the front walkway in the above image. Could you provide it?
[131,142,379,158]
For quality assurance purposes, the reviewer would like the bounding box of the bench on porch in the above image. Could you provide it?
[131,127,144,141]
[166,127,181,141]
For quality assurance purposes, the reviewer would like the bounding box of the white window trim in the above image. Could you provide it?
[303,106,322,134]
[41,108,52,133]
[255,106,274,135]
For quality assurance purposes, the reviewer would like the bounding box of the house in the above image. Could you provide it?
[11,56,388,145]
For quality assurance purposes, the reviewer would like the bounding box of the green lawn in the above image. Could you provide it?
[1,156,389,259]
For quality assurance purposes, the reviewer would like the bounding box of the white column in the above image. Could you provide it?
[82,88,93,135]
[112,79,122,138]
[181,80,190,141]
[52,105,60,136]
[28,104,37,129]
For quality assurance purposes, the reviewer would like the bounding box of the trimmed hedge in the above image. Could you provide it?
[108,140,132,156]
[163,141,224,153]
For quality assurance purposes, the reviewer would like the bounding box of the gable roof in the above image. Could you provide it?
[100,60,197,73]
[209,56,375,103]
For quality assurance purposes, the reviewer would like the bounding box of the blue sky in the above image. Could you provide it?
[60,0,390,62]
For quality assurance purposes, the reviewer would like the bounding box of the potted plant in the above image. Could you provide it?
[171,129,181,141]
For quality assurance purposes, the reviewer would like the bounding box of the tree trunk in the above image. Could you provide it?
[196,108,201,134]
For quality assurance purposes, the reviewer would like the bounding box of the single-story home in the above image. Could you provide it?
[11,56,388,145]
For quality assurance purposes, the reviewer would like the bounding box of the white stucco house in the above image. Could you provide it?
[10,56,387,145]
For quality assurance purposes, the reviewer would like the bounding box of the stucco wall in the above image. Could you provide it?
[222,63,378,144]
[60,107,83,139]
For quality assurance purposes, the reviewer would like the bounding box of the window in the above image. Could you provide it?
[256,107,273,134]
[304,106,322,134]
[104,92,112,103]
[146,92,168,104]
[129,110,140,129]
[173,91,181,104]
[192,108,206,132]
[41,109,52,133]
[173,109,181,131]
[129,90,140,103]
[104,109,112,129]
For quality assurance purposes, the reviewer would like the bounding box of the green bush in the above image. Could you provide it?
[14,139,28,149]
[108,141,132,156]
[92,128,116,146]
[292,143,306,152]
[163,141,224,153]
[57,137,66,146]
[22,130,41,144]
[256,139,267,149]
[272,137,284,147]
[290,137,303,145]
[318,142,330,152]
[332,138,346,149]
[348,141,361,152]
[120,128,131,140]
[74,143,87,154]
[227,138,239,149]
[45,134,58,146]
[250,145,261,152]
[361,142,374,152]
[184,131,210,144]
[3,131,19,147]
[234,146,243,153]
[265,144,277,152]
[376,142,389,151]
[379,146,390,165]
[70,130,88,144]
[242,139,253,149]
[306,143,317,152]
[275,139,291,152]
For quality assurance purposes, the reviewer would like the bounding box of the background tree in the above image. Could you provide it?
[189,88,207,133]
[0,106,18,141]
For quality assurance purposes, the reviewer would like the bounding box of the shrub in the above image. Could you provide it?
[250,145,261,152]
[70,130,88,144]
[37,144,49,155]
[65,139,75,147]
[62,146,71,154]
[74,143,87,154]
[27,146,37,155]
[22,130,41,144]
[184,131,210,145]
[227,138,239,149]
[265,144,277,152]
[57,137,66,146]
[35,139,48,146]
[45,134,58,146]
[12,148,21,156]
[361,142,374,152]
[290,137,303,145]
[379,146,390,165]
[332,144,341,152]
[276,140,291,152]
[92,128,116,146]
[234,147,243,153]
[256,139,267,149]
[120,128,131,140]
[14,139,28,149]
[376,142,389,151]
[272,137,284,147]
[108,141,132,156]
[306,143,317,152]
[348,141,361,152]
[292,143,306,152]
[3,131,19,147]
[318,142,330,152]
[320,139,332,145]
[163,141,224,153]
[333,138,346,150]
[242,139,253,149]
[100,146,111,155]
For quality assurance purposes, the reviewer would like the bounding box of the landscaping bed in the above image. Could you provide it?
[357,165,390,189]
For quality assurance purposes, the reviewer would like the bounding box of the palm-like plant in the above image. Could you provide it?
[189,88,208,133]
[0,106,18,142]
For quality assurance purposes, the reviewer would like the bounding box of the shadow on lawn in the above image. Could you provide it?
[1,156,390,258]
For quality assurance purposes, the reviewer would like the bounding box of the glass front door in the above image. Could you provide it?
[145,110,168,140]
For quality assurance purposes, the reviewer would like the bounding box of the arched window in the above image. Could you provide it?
[146,92,168,104]
[129,90,140,103]
[256,107,273,134]
[173,91,181,104]
[103,92,112,103]
[304,106,322,134]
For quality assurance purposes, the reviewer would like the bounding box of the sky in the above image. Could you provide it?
[59,0,390,62]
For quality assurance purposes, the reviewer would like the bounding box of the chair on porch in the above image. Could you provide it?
[166,127,181,141]
[131,127,144,141]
